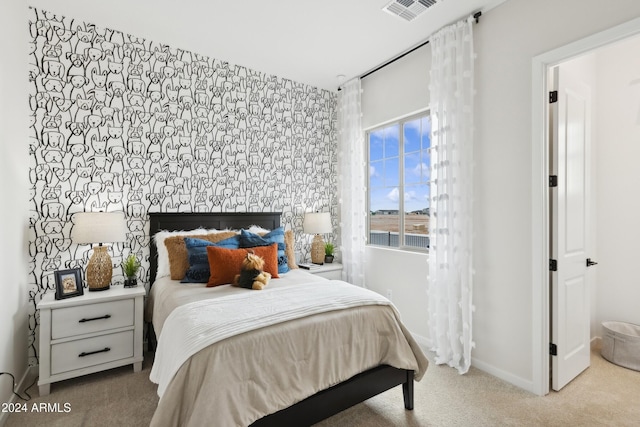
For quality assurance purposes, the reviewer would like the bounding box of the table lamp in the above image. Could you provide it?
[71,212,127,291]
[303,212,332,265]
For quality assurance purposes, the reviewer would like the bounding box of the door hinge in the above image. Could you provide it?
[549,175,558,187]
[549,259,557,271]
[549,90,558,103]
[549,343,558,356]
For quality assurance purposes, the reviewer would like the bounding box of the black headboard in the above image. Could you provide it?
[148,212,281,285]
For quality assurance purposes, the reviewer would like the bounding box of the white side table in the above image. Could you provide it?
[37,286,145,396]
[306,263,343,280]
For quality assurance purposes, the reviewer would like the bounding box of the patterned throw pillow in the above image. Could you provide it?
[239,228,289,274]
[164,231,238,280]
[181,235,241,283]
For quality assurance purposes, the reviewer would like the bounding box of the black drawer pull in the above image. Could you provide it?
[79,314,111,323]
[78,347,111,357]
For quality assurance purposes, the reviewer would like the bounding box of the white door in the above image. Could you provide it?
[550,66,593,391]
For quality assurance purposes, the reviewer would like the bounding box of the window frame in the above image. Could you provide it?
[365,109,431,253]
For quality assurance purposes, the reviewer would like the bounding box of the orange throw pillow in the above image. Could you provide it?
[206,244,279,287]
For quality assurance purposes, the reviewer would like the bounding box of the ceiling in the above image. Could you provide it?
[27,0,509,92]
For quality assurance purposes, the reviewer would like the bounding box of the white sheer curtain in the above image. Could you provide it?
[427,17,475,374]
[337,78,366,287]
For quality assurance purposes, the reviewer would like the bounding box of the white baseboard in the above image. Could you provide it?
[470,357,534,393]
[470,336,602,396]
[0,366,38,427]
[409,330,535,394]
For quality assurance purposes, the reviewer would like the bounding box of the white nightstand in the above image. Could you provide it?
[37,286,145,396]
[306,263,343,280]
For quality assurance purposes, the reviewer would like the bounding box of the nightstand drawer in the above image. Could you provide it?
[305,263,343,280]
[314,270,342,280]
[51,299,134,339]
[51,330,134,375]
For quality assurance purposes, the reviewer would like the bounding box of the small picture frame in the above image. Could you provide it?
[54,268,84,300]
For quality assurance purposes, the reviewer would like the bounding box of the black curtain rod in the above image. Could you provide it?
[359,10,482,81]
[360,39,429,80]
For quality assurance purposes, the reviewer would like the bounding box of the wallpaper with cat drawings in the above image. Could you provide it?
[27,7,338,365]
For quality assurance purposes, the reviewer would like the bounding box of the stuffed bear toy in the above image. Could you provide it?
[233,252,271,290]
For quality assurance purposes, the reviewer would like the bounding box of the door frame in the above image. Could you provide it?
[531,16,640,396]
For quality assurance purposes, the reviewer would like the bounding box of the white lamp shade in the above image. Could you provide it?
[71,212,127,244]
[303,212,332,234]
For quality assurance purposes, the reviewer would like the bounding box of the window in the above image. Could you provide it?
[367,112,431,250]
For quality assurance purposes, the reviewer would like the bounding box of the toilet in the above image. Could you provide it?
[601,321,640,372]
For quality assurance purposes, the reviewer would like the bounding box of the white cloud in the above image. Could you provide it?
[410,162,430,179]
[386,187,399,202]
[405,190,417,202]
[404,119,420,132]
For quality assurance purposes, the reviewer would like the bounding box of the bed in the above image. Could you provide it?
[146,212,429,426]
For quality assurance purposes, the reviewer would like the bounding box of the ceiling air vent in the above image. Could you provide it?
[382,0,439,22]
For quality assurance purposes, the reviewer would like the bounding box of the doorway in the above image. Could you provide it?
[531,16,640,396]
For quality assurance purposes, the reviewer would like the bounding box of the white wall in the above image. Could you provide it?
[473,0,640,389]
[365,247,429,339]
[0,0,30,414]
[361,44,431,340]
[593,36,640,334]
[361,43,431,129]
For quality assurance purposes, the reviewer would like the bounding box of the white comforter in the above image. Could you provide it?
[148,273,429,426]
[150,280,394,397]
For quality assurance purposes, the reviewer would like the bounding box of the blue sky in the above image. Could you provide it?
[369,116,431,212]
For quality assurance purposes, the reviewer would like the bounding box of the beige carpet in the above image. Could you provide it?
[5,347,640,426]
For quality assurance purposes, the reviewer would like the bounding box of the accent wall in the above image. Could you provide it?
[27,7,337,365]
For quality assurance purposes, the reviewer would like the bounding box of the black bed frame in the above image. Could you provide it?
[147,212,415,426]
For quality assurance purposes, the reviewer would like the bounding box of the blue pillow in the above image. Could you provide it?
[239,228,289,274]
[181,235,240,283]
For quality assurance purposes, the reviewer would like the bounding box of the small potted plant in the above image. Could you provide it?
[122,254,141,288]
[324,242,335,264]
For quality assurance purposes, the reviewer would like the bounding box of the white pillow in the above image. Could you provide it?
[153,228,239,280]
[247,225,271,234]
